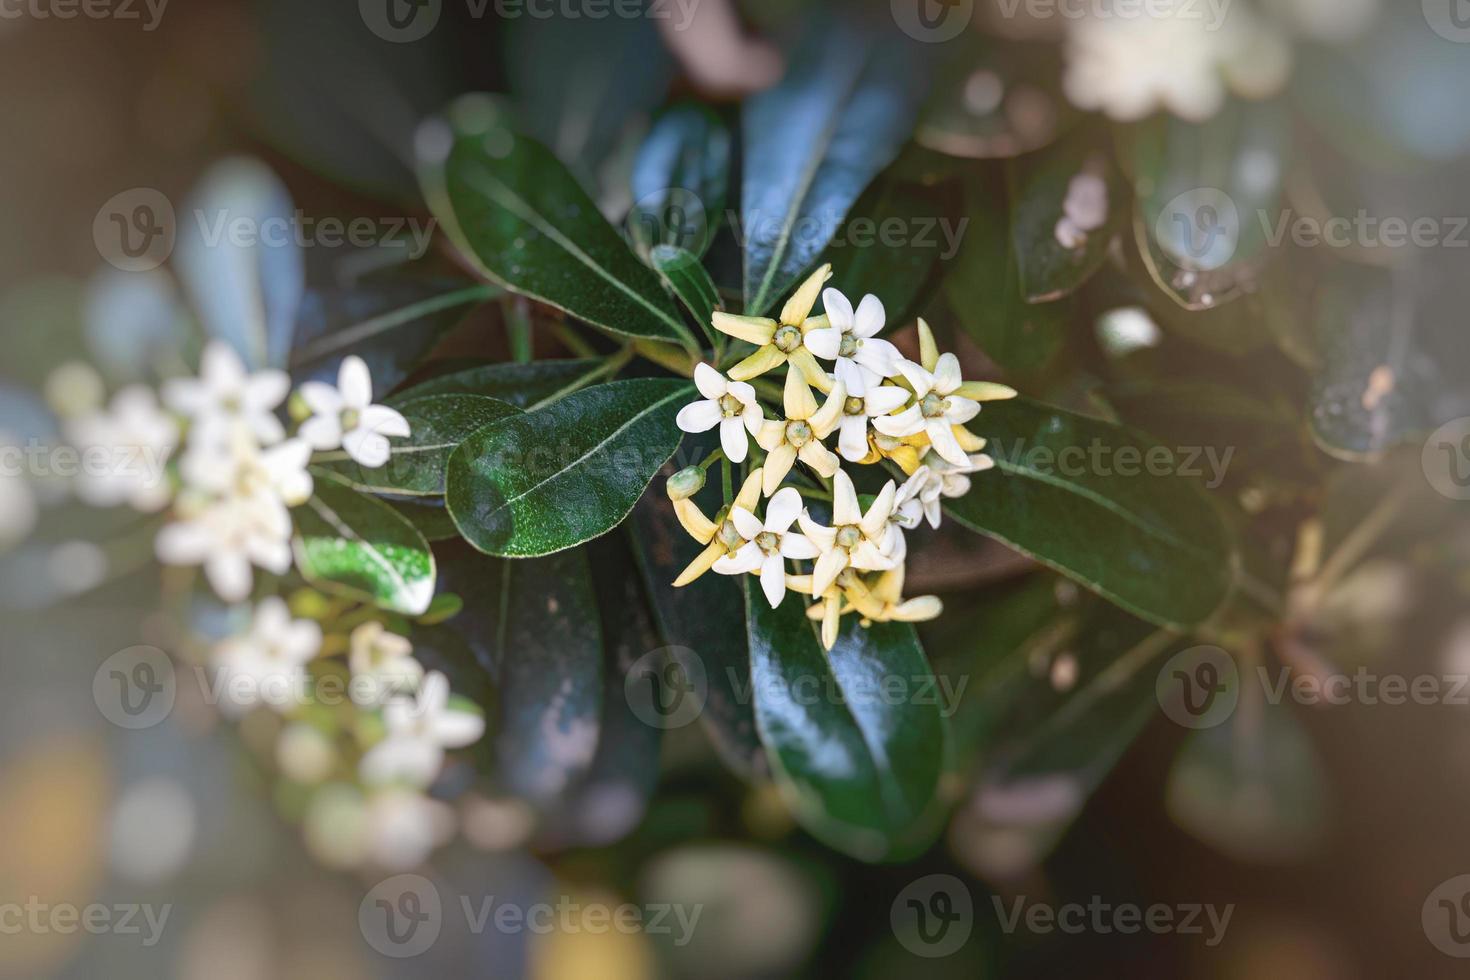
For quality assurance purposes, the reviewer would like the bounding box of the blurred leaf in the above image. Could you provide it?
[392,358,606,409]
[419,95,696,350]
[83,269,192,383]
[289,279,495,391]
[745,580,949,861]
[175,158,305,370]
[1009,126,1128,302]
[293,469,435,614]
[436,543,604,809]
[948,398,1235,629]
[630,105,731,257]
[1127,98,1290,311]
[650,246,722,349]
[916,37,1075,160]
[741,22,928,315]
[1166,695,1327,863]
[316,394,519,496]
[946,171,1070,372]
[446,379,691,557]
[390,498,462,542]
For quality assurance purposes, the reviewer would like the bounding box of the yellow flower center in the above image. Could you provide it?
[838,333,859,358]
[844,396,865,416]
[718,393,744,418]
[835,525,862,550]
[773,325,803,353]
[342,407,362,430]
[785,419,813,448]
[920,392,949,419]
[755,531,780,554]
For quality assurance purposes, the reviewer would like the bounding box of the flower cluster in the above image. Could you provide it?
[44,342,487,870]
[670,264,1016,649]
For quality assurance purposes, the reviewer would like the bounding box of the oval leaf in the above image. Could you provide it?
[446,378,692,557]
[630,104,731,257]
[391,358,607,410]
[650,245,722,348]
[293,469,435,614]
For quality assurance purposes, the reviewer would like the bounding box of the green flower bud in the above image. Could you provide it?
[666,466,705,501]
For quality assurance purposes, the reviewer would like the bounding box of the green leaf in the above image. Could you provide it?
[388,499,461,542]
[1128,98,1290,311]
[629,470,765,780]
[446,378,693,558]
[741,23,927,315]
[290,279,496,392]
[630,105,731,258]
[945,171,1070,373]
[947,398,1235,629]
[315,394,519,496]
[390,358,606,410]
[436,542,604,808]
[417,94,695,351]
[745,579,949,861]
[293,469,436,614]
[650,245,721,348]
[1009,126,1128,302]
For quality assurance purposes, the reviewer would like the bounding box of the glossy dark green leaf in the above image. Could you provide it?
[741,23,928,315]
[446,378,692,557]
[628,470,765,780]
[1009,126,1128,302]
[293,469,435,614]
[390,498,461,542]
[290,279,496,391]
[1128,98,1290,311]
[745,579,949,861]
[418,95,695,350]
[946,398,1235,628]
[390,358,606,410]
[945,171,1069,372]
[822,176,958,327]
[916,36,1076,160]
[650,245,721,349]
[435,542,603,809]
[316,394,519,496]
[176,158,304,370]
[630,105,731,257]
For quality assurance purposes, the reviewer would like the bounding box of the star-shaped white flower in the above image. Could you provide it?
[155,492,296,602]
[835,385,911,463]
[349,621,424,707]
[162,340,290,445]
[298,356,411,469]
[65,385,179,512]
[210,596,322,716]
[179,421,314,507]
[675,363,764,463]
[712,486,820,608]
[798,469,897,597]
[803,289,901,396]
[872,354,982,467]
[360,671,486,787]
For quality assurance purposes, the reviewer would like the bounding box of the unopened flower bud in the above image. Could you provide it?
[666,466,705,501]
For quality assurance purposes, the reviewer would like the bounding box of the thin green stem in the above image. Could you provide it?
[721,456,733,504]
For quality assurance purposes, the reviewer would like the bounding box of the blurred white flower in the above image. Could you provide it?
[1063,1,1291,122]
[803,289,900,396]
[179,422,312,506]
[298,355,410,468]
[155,492,294,602]
[676,363,764,463]
[209,596,321,716]
[363,788,456,871]
[711,486,819,608]
[0,434,37,550]
[348,621,424,707]
[360,671,485,787]
[162,340,290,445]
[65,385,179,512]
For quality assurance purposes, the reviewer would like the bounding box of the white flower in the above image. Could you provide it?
[360,671,485,787]
[178,422,313,507]
[753,371,846,496]
[155,492,294,602]
[888,456,996,552]
[803,289,901,397]
[798,470,897,597]
[362,788,456,871]
[1063,0,1290,122]
[298,355,411,468]
[64,386,179,512]
[161,340,290,445]
[675,363,764,464]
[209,596,321,716]
[835,385,911,463]
[711,486,819,608]
[349,621,424,707]
[872,355,982,467]
[0,452,36,551]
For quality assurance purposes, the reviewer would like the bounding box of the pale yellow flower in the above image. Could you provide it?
[752,370,845,496]
[710,264,835,391]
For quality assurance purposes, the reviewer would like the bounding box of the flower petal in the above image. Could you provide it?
[759,554,787,608]
[338,355,374,408]
[343,426,391,468]
[729,506,764,541]
[926,419,970,467]
[852,294,885,337]
[762,444,797,496]
[711,312,777,346]
[832,469,861,526]
[797,512,837,550]
[714,540,764,575]
[780,533,819,560]
[833,356,868,398]
[764,487,803,534]
[853,337,900,377]
[864,385,911,416]
[820,287,853,331]
[676,400,722,433]
[431,709,485,748]
[298,380,343,416]
[872,405,923,437]
[895,359,936,396]
[802,326,842,361]
[933,352,963,394]
[719,417,749,463]
[861,481,896,538]
[945,397,980,425]
[361,404,411,439]
[811,548,848,598]
[693,362,727,401]
[781,264,831,326]
[798,440,840,478]
[837,415,869,463]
